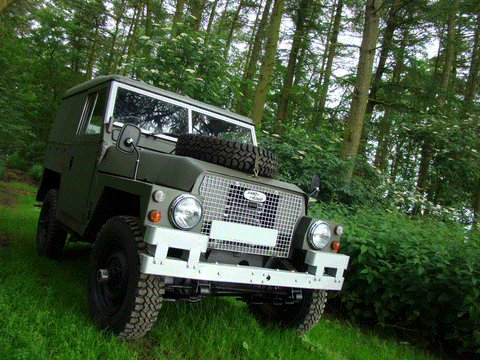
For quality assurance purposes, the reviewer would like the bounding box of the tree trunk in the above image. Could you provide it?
[316,0,344,122]
[373,28,407,171]
[122,2,143,76]
[464,14,480,107]
[274,0,309,134]
[173,0,185,25]
[105,0,126,74]
[249,0,285,126]
[142,0,153,58]
[438,0,459,107]
[416,0,459,202]
[223,0,245,58]
[339,0,382,177]
[236,0,272,115]
[358,2,401,158]
[206,0,219,39]
[190,0,203,32]
[85,22,99,80]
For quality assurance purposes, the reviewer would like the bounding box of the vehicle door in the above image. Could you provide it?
[57,87,108,235]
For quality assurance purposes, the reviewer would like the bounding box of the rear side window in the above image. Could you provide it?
[78,88,108,135]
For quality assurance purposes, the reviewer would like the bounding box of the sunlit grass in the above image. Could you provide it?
[0,181,440,360]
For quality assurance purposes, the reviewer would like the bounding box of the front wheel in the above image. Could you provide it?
[248,290,327,333]
[88,216,164,340]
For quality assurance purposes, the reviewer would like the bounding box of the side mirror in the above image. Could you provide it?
[116,124,141,181]
[309,175,320,199]
[117,123,141,154]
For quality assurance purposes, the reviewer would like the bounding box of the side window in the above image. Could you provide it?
[78,88,107,135]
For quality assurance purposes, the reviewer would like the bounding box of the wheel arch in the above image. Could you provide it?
[36,168,61,202]
[84,186,141,243]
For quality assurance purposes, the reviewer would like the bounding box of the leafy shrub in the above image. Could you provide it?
[0,157,5,178]
[312,203,480,355]
[6,153,28,171]
[256,126,382,205]
[28,164,43,181]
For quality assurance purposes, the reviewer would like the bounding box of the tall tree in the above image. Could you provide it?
[236,0,272,115]
[223,0,245,58]
[250,0,285,126]
[189,0,204,32]
[416,0,459,200]
[274,0,310,134]
[173,0,185,24]
[316,0,344,123]
[373,28,407,171]
[339,0,382,177]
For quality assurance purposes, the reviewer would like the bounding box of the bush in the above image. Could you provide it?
[5,153,28,171]
[256,127,380,205]
[28,164,43,182]
[0,157,5,178]
[312,203,480,356]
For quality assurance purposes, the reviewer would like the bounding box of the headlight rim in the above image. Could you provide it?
[307,220,332,250]
[168,194,203,230]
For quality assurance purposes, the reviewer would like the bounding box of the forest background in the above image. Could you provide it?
[1,0,480,357]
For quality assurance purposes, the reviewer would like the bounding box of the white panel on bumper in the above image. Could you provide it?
[210,220,278,247]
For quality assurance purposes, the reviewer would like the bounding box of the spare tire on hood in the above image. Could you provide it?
[175,134,278,178]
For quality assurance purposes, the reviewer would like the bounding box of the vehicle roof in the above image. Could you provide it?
[63,75,254,126]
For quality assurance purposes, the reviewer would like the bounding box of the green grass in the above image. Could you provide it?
[0,181,441,360]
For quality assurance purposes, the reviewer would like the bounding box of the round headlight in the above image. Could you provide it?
[307,221,331,250]
[169,195,203,230]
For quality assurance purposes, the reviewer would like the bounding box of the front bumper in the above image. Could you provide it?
[140,226,350,291]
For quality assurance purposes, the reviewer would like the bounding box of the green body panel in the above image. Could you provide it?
[98,146,303,194]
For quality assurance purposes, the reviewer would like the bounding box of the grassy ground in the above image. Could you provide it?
[0,179,442,360]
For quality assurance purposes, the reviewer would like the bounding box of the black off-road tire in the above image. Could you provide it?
[36,189,67,259]
[175,134,278,178]
[248,290,327,333]
[88,216,164,340]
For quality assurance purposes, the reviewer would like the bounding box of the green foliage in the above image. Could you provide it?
[0,158,4,178]
[312,203,480,355]
[136,23,235,108]
[28,164,44,182]
[257,126,383,205]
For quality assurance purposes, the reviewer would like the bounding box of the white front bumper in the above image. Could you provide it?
[140,226,350,291]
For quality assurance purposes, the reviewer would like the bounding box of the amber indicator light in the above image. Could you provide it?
[149,210,162,222]
[331,241,341,250]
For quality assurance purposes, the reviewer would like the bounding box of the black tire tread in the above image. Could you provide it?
[89,216,164,340]
[175,134,278,178]
[116,216,165,340]
[248,290,327,334]
[36,189,67,259]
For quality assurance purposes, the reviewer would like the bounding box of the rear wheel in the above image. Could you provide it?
[36,189,67,259]
[88,216,164,340]
[248,290,327,333]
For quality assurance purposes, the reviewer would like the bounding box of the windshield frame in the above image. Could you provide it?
[107,82,257,145]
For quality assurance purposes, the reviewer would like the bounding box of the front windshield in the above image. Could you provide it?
[113,87,188,136]
[112,86,254,144]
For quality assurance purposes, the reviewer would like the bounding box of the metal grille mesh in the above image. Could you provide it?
[199,175,303,258]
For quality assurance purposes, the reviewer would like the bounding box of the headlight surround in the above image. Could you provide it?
[169,195,203,230]
[307,221,331,250]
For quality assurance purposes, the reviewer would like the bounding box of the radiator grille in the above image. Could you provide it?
[199,175,303,258]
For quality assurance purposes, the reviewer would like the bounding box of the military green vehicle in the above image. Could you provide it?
[36,75,349,339]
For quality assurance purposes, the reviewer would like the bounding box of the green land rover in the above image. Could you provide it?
[36,75,349,339]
